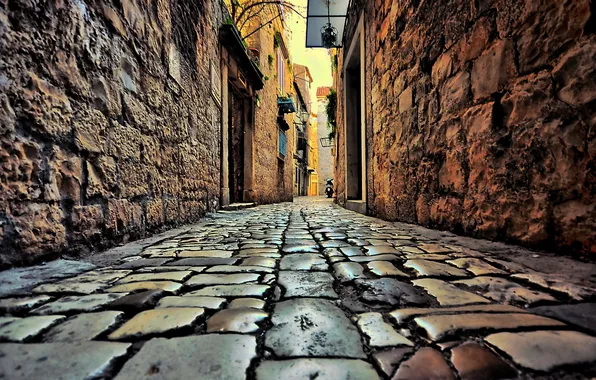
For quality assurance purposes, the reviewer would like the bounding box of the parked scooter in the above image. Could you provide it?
[325,178,334,198]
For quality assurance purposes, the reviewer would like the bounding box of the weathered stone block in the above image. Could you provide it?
[73,109,108,154]
[22,72,72,141]
[457,15,492,64]
[146,199,164,227]
[107,122,142,161]
[471,39,516,100]
[398,87,413,113]
[439,150,466,194]
[49,51,90,96]
[86,156,118,198]
[379,16,390,42]
[141,135,161,166]
[11,203,66,258]
[123,93,156,134]
[0,137,43,202]
[45,148,83,203]
[91,77,121,117]
[163,197,179,223]
[118,56,139,93]
[416,193,432,226]
[106,199,143,233]
[429,197,464,229]
[553,201,596,255]
[0,94,16,136]
[119,161,149,198]
[374,49,384,73]
[102,4,126,38]
[499,0,590,73]
[180,200,205,223]
[553,40,596,107]
[72,205,104,239]
[471,0,495,17]
[502,71,554,127]
[431,53,453,86]
[440,71,470,114]
[393,72,407,98]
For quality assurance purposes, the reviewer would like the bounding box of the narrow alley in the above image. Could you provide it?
[1,198,595,379]
[1,0,595,377]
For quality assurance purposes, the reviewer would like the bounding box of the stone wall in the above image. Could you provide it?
[332,48,346,206]
[0,0,226,267]
[336,0,596,255]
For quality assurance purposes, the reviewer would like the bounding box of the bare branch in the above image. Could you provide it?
[234,0,304,25]
[238,3,267,32]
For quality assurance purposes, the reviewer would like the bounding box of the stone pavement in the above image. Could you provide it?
[1,197,596,379]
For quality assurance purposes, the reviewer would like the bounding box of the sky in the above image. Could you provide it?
[284,0,333,111]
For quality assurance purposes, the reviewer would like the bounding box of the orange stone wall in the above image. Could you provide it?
[0,0,228,266]
[336,0,596,255]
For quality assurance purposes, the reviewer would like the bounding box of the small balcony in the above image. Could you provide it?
[277,96,296,114]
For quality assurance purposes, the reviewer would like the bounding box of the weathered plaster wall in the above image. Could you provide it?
[337,0,596,255]
[317,95,334,195]
[0,0,225,266]
[243,14,294,204]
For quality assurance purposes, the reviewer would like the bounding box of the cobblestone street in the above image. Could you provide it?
[1,197,596,379]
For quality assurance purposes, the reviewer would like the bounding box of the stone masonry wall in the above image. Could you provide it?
[337,0,596,255]
[0,0,225,267]
[333,51,346,207]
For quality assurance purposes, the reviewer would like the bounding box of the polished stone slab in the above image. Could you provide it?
[0,341,130,380]
[113,335,256,380]
[265,298,366,358]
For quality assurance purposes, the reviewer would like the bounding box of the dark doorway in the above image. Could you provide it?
[345,32,364,201]
[228,85,244,203]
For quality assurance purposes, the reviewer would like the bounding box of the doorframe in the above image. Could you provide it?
[220,47,255,206]
[342,14,367,214]
[221,48,230,206]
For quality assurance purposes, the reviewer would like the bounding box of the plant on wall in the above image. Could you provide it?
[326,88,337,139]
[273,31,282,49]
[268,54,274,69]
[331,54,338,71]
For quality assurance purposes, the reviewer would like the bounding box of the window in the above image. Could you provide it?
[277,49,285,92]
[278,128,287,157]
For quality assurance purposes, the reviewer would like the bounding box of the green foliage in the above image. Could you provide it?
[331,54,338,71]
[325,88,337,138]
[273,31,283,49]
[264,75,270,80]
[268,54,274,70]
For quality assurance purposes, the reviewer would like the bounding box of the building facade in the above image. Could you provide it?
[317,86,334,195]
[235,2,296,204]
[307,112,319,196]
[334,0,596,255]
[292,64,314,197]
[0,0,295,267]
